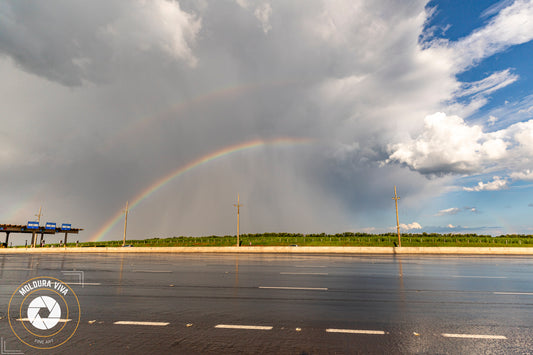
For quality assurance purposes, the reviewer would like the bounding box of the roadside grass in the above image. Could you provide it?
[26,232,533,248]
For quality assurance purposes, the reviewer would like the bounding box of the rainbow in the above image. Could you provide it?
[101,80,299,152]
[90,137,313,241]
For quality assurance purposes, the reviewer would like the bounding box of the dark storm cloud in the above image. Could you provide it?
[2,0,532,241]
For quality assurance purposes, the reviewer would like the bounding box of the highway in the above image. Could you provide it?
[1,253,533,354]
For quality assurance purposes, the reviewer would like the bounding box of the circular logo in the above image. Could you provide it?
[8,277,80,350]
[27,296,62,330]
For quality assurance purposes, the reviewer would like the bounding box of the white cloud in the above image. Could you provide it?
[254,3,273,34]
[488,115,498,126]
[435,207,460,216]
[1,0,533,239]
[463,176,509,191]
[400,222,422,231]
[235,0,249,9]
[387,112,508,174]
[510,169,533,181]
[455,69,518,98]
[518,106,533,114]
[449,0,533,72]
[447,224,455,228]
[0,0,201,85]
[102,0,201,66]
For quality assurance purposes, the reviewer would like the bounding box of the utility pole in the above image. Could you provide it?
[122,201,129,247]
[35,206,43,224]
[233,194,242,247]
[393,186,401,247]
[32,206,43,247]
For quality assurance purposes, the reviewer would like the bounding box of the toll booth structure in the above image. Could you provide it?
[0,224,83,248]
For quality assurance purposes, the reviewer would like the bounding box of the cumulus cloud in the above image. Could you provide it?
[387,112,509,174]
[400,222,422,231]
[463,176,509,191]
[511,169,533,181]
[1,0,533,240]
[388,109,533,176]
[254,3,273,33]
[435,207,461,216]
[0,0,201,85]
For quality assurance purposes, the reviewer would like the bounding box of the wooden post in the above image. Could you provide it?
[233,194,243,247]
[64,232,68,247]
[393,186,401,247]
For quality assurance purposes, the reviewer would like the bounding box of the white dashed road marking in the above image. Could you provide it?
[280,272,329,275]
[326,329,385,335]
[451,276,506,279]
[114,321,169,326]
[259,286,328,291]
[442,333,507,339]
[215,324,273,330]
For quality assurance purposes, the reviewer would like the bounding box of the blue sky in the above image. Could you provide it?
[430,1,533,235]
[0,0,532,242]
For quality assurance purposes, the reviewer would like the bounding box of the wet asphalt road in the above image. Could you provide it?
[1,252,533,354]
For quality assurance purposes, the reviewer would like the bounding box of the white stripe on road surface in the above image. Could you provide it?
[133,270,172,273]
[215,324,273,330]
[66,282,101,285]
[295,265,327,268]
[114,321,169,326]
[326,329,385,335]
[280,272,329,275]
[442,333,507,339]
[493,292,533,295]
[451,276,506,279]
[259,286,328,291]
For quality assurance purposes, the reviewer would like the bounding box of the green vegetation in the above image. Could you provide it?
[26,232,533,248]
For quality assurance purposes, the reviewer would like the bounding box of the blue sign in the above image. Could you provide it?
[27,221,39,230]
[61,224,71,231]
[45,222,56,230]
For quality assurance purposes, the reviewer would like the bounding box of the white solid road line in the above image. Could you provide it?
[215,324,273,330]
[133,270,172,273]
[259,286,328,291]
[280,272,329,275]
[66,282,101,285]
[442,333,507,339]
[326,329,385,335]
[493,292,533,295]
[114,321,169,326]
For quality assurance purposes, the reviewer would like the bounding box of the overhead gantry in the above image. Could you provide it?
[0,224,83,248]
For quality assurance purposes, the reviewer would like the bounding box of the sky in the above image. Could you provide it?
[1,0,533,243]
